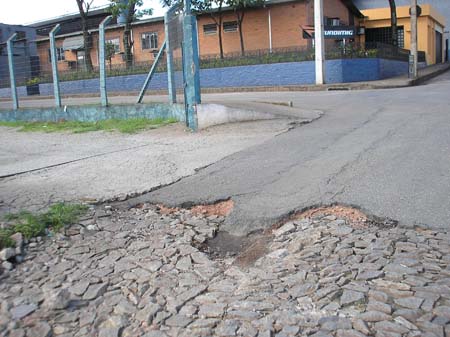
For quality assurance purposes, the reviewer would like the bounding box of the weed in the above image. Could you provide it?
[0,117,178,134]
[0,229,15,249]
[0,203,88,249]
[43,203,88,232]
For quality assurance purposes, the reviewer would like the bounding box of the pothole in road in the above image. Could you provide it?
[140,200,398,269]
[197,203,399,268]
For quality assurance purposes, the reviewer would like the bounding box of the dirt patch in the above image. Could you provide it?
[233,235,272,268]
[203,230,271,268]
[296,205,369,228]
[190,200,234,217]
[270,204,397,231]
[157,204,180,215]
[156,200,234,217]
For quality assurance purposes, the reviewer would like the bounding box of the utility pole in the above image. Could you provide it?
[409,0,418,79]
[314,0,325,84]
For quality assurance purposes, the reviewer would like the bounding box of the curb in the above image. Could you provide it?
[411,63,450,86]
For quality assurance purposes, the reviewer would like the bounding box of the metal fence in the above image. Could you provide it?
[1,21,420,108]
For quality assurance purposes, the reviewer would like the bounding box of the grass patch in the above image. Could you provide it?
[0,117,178,134]
[0,203,88,250]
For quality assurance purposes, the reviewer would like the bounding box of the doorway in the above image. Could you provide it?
[436,31,443,64]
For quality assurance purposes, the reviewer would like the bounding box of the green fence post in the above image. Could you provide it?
[99,16,113,107]
[49,24,62,107]
[6,33,19,110]
[137,40,167,104]
[165,10,177,104]
[182,0,201,131]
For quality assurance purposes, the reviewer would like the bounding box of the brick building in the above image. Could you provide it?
[32,0,364,73]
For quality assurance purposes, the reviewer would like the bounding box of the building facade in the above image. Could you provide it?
[0,23,38,86]
[32,0,364,74]
[355,0,449,62]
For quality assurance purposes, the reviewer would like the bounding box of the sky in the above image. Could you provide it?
[0,0,165,25]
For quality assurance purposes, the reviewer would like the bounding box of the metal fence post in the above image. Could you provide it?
[137,40,167,104]
[165,11,177,104]
[182,0,201,131]
[49,24,62,107]
[6,33,19,110]
[99,16,113,107]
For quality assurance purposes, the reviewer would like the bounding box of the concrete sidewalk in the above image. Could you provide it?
[0,117,304,215]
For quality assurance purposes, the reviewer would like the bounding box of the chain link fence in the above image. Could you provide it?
[0,17,423,108]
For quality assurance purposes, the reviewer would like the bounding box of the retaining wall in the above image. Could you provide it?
[0,58,408,98]
[0,103,185,123]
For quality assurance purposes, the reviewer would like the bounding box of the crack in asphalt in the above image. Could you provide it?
[0,142,164,180]
[112,111,326,210]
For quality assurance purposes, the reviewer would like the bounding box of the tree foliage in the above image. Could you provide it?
[105,41,117,70]
[108,0,152,19]
[160,0,265,57]
[108,0,152,68]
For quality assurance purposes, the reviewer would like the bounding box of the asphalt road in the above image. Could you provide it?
[130,70,450,235]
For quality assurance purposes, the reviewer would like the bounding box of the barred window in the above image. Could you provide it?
[326,17,341,26]
[106,38,120,53]
[203,24,217,35]
[366,26,405,48]
[223,21,238,33]
[47,47,65,62]
[141,32,158,50]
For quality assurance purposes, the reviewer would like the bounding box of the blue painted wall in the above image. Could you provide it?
[379,59,409,79]
[0,58,408,98]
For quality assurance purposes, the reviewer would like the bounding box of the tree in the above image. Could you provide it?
[160,0,224,57]
[75,0,95,72]
[227,0,264,56]
[388,0,398,47]
[108,0,152,68]
[203,0,226,59]
[105,42,116,71]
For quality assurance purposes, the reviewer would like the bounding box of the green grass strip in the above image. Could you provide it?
[0,203,89,250]
[0,117,178,134]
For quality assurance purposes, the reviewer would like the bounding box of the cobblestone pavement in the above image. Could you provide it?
[1,204,450,337]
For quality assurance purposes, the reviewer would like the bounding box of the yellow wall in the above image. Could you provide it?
[361,4,446,65]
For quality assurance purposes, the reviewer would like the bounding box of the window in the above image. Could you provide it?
[326,17,340,26]
[106,38,120,53]
[15,30,26,40]
[141,32,158,50]
[223,21,238,33]
[47,47,65,62]
[366,26,405,48]
[203,24,217,35]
